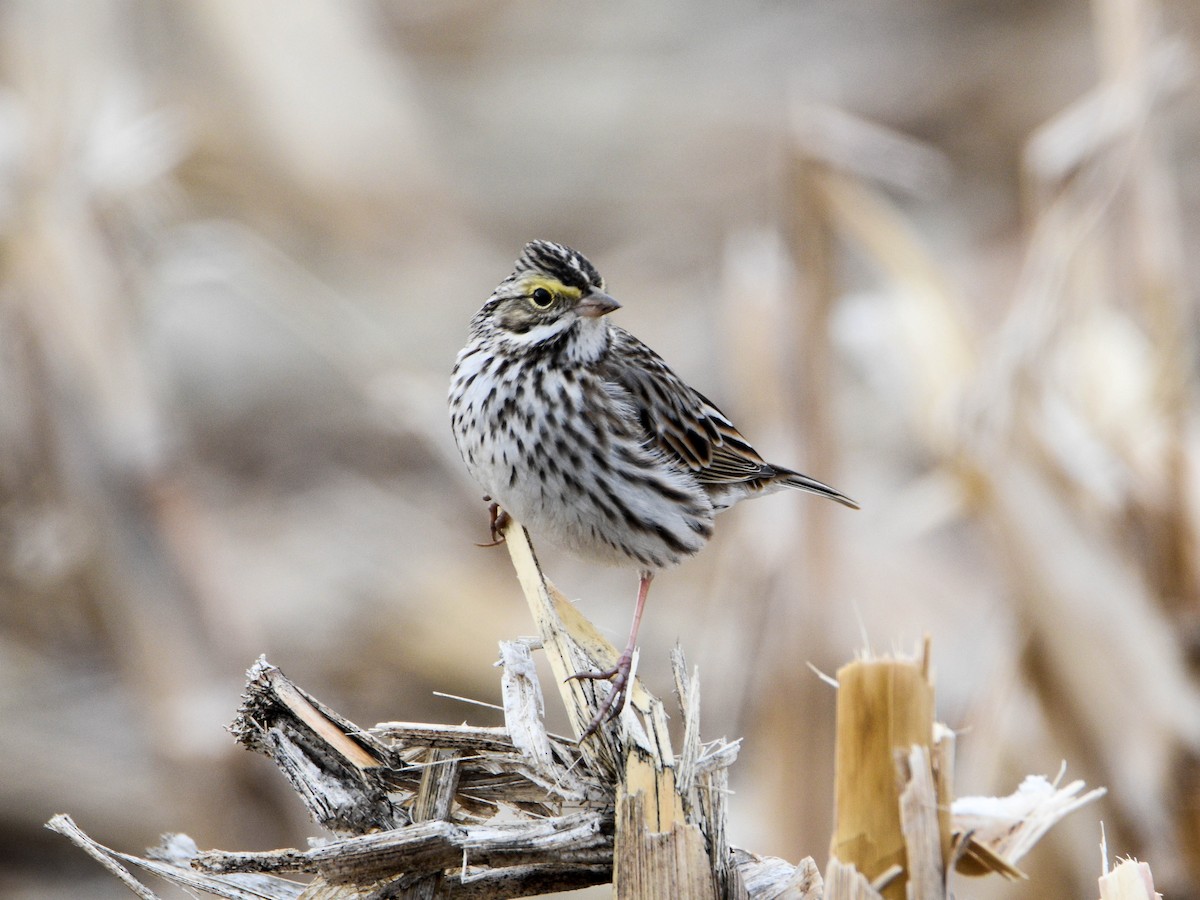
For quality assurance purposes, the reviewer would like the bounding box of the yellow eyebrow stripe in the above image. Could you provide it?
[522,275,582,301]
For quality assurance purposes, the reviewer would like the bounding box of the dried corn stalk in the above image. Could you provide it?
[49,523,1111,897]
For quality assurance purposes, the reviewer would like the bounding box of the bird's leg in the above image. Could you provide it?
[475,496,510,547]
[570,570,654,740]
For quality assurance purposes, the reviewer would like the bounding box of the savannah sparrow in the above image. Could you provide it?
[449,240,857,736]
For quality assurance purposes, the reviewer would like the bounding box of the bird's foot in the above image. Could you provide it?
[475,497,510,547]
[568,653,633,741]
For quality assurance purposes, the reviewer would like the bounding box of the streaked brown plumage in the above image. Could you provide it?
[449,240,857,736]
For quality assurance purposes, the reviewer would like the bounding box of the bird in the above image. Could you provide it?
[449,240,857,737]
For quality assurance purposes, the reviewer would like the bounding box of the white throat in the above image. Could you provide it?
[497,315,611,364]
[562,317,611,364]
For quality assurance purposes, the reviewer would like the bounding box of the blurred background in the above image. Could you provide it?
[1,0,1198,897]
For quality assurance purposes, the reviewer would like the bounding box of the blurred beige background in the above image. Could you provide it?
[2,1,1199,897]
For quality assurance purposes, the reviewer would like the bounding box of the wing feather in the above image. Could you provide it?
[599,328,774,486]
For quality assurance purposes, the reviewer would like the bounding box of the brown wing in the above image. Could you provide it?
[599,328,777,487]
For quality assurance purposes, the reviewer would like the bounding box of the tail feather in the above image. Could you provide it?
[776,468,860,510]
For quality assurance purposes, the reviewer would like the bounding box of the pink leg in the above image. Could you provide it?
[571,570,654,739]
[475,496,510,547]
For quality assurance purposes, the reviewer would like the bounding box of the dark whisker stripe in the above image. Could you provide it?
[542,324,575,365]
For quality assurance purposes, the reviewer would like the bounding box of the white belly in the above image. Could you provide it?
[449,346,714,570]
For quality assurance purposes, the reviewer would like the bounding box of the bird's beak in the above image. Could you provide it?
[576,291,621,319]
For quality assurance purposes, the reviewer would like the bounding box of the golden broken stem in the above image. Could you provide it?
[828,649,940,896]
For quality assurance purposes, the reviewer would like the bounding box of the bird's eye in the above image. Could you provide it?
[529,287,554,309]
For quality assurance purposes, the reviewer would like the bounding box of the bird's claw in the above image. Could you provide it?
[475,498,510,547]
[568,656,632,740]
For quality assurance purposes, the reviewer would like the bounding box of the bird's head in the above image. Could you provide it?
[473,241,621,356]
